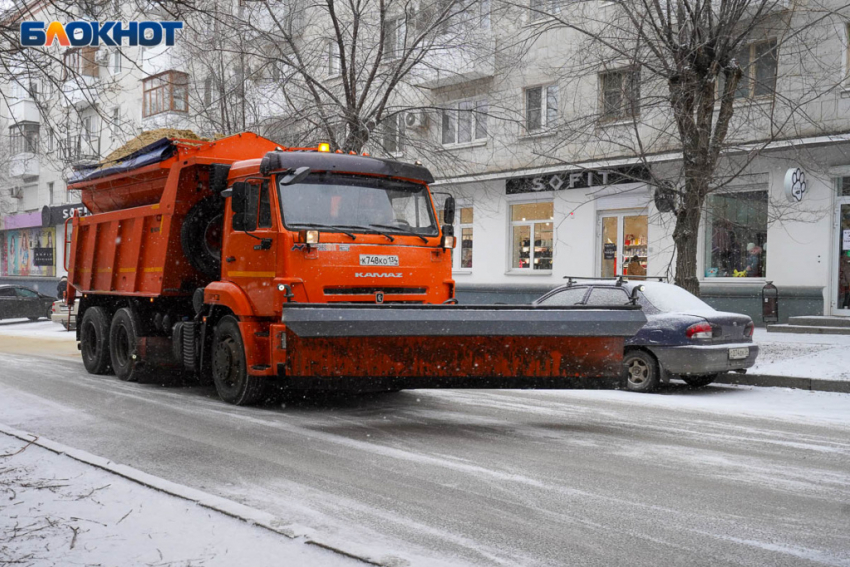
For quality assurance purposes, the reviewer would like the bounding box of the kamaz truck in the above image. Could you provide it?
[65,133,646,405]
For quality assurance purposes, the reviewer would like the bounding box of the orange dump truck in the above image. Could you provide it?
[65,133,646,405]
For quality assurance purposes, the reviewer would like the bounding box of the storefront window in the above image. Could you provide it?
[511,202,553,270]
[704,191,767,278]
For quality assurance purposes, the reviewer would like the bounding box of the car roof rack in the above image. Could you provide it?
[562,275,666,287]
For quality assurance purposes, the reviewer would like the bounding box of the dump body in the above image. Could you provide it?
[66,133,279,298]
[65,133,647,404]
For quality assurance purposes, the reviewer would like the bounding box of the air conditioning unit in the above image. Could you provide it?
[9,186,23,200]
[94,48,110,65]
[404,111,427,129]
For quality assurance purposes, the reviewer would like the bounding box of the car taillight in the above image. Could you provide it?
[744,321,754,337]
[686,322,713,339]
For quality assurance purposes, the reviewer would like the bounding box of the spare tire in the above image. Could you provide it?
[181,197,223,280]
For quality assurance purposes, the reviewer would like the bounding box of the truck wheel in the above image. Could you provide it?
[181,197,222,280]
[80,307,113,375]
[683,374,717,388]
[623,350,660,393]
[109,308,147,382]
[211,316,265,405]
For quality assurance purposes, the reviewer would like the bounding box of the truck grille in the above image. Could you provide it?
[324,287,427,296]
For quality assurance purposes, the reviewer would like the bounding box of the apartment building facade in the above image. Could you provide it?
[1,0,848,322]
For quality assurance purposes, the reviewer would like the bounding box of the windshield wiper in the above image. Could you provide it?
[327,224,396,242]
[369,224,429,243]
[287,223,356,240]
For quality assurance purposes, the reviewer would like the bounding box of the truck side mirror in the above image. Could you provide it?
[229,182,249,214]
[443,196,456,226]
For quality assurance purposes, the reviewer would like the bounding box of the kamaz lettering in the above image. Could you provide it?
[355,273,402,278]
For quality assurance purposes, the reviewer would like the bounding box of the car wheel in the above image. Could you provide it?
[80,307,113,375]
[211,316,266,405]
[623,350,660,393]
[109,308,150,382]
[682,374,717,388]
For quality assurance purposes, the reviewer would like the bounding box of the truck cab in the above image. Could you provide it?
[207,149,455,325]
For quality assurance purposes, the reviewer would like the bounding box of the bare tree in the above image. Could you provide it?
[507,0,849,294]
[174,0,496,157]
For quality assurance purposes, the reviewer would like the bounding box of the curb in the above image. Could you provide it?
[0,423,393,567]
[714,374,850,393]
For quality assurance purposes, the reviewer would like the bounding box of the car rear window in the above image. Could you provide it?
[639,284,715,313]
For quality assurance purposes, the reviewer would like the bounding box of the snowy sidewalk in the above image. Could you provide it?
[0,427,361,567]
[715,328,850,392]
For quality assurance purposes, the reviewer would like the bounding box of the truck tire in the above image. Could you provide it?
[211,316,265,405]
[623,349,660,393]
[109,308,148,382]
[80,307,112,375]
[181,197,223,280]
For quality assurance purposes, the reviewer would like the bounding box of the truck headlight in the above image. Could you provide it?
[300,230,319,245]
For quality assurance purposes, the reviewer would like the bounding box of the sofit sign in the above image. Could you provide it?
[20,21,182,47]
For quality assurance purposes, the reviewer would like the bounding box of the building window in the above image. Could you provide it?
[845,24,850,86]
[48,182,55,205]
[63,47,99,79]
[384,17,406,59]
[142,71,189,117]
[600,69,640,121]
[511,202,554,270]
[525,85,557,131]
[383,113,404,155]
[110,50,122,74]
[704,190,768,278]
[328,40,341,77]
[109,106,120,136]
[204,76,213,106]
[442,99,488,145]
[734,40,777,99]
[529,0,559,21]
[9,122,39,154]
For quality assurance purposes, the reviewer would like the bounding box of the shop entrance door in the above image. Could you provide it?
[598,211,648,278]
[832,200,850,315]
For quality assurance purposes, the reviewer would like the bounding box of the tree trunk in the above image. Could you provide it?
[672,176,707,297]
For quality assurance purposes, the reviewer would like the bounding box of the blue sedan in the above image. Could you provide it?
[535,280,759,392]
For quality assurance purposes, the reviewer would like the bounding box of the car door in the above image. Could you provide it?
[15,287,41,318]
[0,288,19,319]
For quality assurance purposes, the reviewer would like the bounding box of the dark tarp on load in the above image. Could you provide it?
[67,138,176,184]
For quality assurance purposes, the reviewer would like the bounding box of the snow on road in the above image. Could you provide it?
[0,432,355,567]
[0,319,75,340]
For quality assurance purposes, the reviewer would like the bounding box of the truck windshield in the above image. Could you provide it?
[278,173,438,236]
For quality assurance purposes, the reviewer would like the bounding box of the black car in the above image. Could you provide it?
[0,285,57,322]
[534,279,758,392]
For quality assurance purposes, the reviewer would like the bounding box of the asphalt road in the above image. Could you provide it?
[0,345,848,566]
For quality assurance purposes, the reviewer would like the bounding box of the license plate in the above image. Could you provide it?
[728,347,749,360]
[359,254,399,267]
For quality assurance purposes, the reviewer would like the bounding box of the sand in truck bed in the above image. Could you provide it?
[102,128,208,163]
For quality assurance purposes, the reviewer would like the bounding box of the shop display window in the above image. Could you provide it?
[704,190,767,278]
[511,202,553,270]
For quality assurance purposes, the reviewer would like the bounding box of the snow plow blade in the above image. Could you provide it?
[280,304,647,389]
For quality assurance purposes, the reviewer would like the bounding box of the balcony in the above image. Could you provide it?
[9,153,39,179]
[413,33,495,89]
[62,75,99,109]
[60,134,100,166]
[9,99,40,123]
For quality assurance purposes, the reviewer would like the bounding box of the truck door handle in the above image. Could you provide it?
[225,256,236,263]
